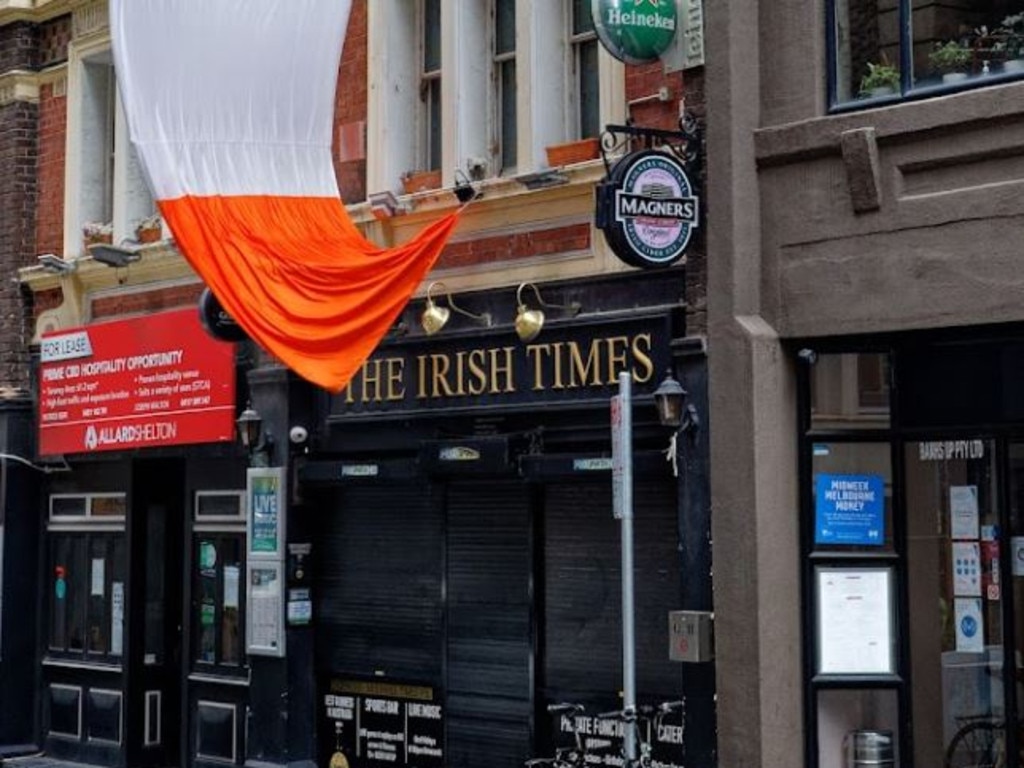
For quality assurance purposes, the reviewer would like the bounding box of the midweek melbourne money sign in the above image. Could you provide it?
[591,0,678,64]
[39,307,236,455]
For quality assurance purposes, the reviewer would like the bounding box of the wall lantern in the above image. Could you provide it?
[237,403,274,467]
[514,282,582,342]
[420,281,491,335]
[653,371,700,477]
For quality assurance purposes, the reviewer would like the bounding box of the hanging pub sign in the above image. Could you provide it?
[591,0,678,64]
[596,149,699,269]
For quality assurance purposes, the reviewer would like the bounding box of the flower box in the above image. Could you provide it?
[545,137,601,167]
[401,170,442,195]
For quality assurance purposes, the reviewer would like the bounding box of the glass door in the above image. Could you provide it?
[905,438,1013,768]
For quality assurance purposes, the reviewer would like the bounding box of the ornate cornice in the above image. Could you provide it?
[0,0,81,24]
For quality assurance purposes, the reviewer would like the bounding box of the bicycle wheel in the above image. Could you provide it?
[945,721,1004,768]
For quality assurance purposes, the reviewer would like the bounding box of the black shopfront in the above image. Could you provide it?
[300,276,715,768]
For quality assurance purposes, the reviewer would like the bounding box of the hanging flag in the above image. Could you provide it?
[109,0,460,392]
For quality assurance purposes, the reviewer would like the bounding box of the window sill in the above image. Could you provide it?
[42,657,123,672]
[188,670,251,687]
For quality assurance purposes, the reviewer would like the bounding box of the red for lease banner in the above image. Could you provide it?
[39,307,236,456]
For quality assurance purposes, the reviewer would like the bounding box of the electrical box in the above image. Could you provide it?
[669,610,714,663]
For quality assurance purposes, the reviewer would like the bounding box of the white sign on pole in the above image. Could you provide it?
[611,395,624,520]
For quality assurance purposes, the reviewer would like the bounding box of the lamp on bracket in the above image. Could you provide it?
[652,371,700,477]
[513,282,582,343]
[420,281,492,335]
[88,243,142,269]
[236,402,275,467]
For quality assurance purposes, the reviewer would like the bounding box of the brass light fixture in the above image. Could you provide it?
[420,281,492,335]
[514,282,582,342]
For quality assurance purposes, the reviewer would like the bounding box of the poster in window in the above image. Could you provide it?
[816,566,894,675]
[224,565,240,609]
[247,467,286,559]
[111,581,124,656]
[246,562,284,657]
[950,485,979,540]
[954,597,985,653]
[814,474,884,546]
[952,541,982,597]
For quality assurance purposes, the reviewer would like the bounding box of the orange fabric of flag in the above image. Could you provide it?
[111,0,460,393]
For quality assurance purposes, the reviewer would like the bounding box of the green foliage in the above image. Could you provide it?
[859,62,900,95]
[929,40,972,74]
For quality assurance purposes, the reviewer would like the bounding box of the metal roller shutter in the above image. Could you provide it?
[542,479,682,704]
[445,480,532,768]
[315,482,443,681]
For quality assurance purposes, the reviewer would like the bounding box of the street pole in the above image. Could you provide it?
[612,372,637,762]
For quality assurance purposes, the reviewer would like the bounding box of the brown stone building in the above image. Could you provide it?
[0,3,712,768]
[708,0,1024,765]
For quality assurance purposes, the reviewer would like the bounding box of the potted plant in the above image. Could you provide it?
[859,61,900,97]
[545,137,601,167]
[998,13,1024,71]
[82,221,113,248]
[135,213,163,243]
[929,39,972,83]
[401,169,442,195]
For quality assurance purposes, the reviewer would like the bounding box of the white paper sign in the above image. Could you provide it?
[817,568,893,675]
[91,558,105,597]
[224,565,240,609]
[1013,537,1024,576]
[247,563,284,657]
[955,597,985,653]
[952,541,982,597]
[950,485,980,540]
[111,582,124,656]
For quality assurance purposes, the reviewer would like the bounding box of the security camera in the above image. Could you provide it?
[289,425,309,445]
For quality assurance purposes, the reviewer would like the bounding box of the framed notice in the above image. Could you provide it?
[246,561,285,657]
[247,467,286,559]
[816,566,895,675]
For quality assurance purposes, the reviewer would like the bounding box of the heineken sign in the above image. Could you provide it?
[596,149,698,269]
[591,0,678,64]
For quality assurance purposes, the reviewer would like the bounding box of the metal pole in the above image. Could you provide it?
[618,372,637,761]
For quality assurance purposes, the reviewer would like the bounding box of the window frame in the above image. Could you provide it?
[494,0,518,173]
[827,0,1024,111]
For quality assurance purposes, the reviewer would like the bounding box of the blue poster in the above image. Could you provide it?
[815,474,885,546]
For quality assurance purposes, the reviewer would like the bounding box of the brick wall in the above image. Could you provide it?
[91,283,205,320]
[0,21,41,391]
[334,0,367,203]
[35,81,65,256]
[437,224,591,271]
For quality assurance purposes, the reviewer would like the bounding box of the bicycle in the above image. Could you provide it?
[596,700,686,768]
[525,702,588,768]
[944,715,1023,768]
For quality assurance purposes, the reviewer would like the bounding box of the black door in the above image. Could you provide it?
[126,458,186,767]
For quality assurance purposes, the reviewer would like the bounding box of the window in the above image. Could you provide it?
[495,0,517,171]
[48,531,126,660]
[831,0,1024,106]
[67,43,156,255]
[192,491,246,673]
[570,0,600,139]
[420,0,442,172]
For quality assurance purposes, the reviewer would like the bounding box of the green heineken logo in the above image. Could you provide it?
[591,0,678,64]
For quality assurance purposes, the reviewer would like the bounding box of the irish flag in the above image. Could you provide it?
[109,0,460,393]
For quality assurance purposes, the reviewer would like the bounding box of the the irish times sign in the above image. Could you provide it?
[596,149,699,269]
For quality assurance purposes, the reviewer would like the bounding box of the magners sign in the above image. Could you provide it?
[591,0,678,64]
[596,149,699,269]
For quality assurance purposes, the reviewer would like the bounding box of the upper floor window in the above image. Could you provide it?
[420,0,442,172]
[571,0,600,139]
[832,0,1024,107]
[495,0,517,171]
[68,44,157,255]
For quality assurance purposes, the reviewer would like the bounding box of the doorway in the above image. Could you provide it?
[127,458,186,767]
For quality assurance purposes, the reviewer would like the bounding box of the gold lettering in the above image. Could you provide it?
[362,359,383,402]
[344,382,355,404]
[489,347,515,393]
[467,349,488,395]
[526,344,551,391]
[605,336,630,384]
[453,352,468,396]
[431,354,454,397]
[416,355,428,399]
[568,340,602,388]
[550,342,566,389]
[386,358,405,401]
[631,334,654,383]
